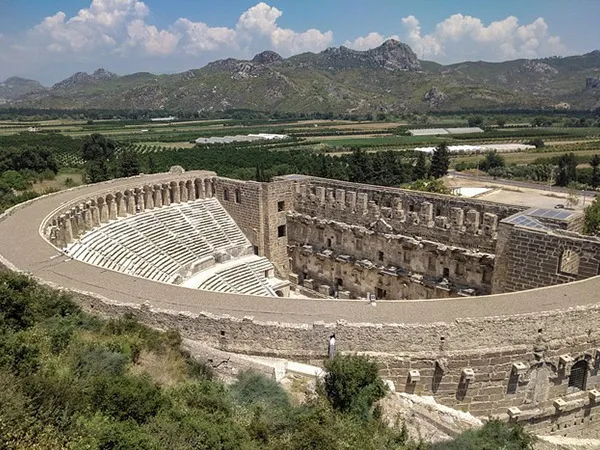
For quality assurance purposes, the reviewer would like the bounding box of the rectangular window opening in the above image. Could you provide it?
[277,224,287,238]
[277,200,285,212]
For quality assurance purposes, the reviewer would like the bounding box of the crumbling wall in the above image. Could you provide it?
[291,177,524,252]
[493,223,600,294]
[288,213,494,298]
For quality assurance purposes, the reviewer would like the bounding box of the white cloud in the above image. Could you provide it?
[235,2,332,54]
[401,14,566,62]
[125,20,179,56]
[31,0,150,53]
[24,0,332,59]
[173,18,237,54]
[344,32,399,51]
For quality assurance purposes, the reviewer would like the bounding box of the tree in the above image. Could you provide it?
[0,170,28,191]
[528,138,545,148]
[323,354,387,419]
[413,152,428,180]
[115,150,141,178]
[430,143,450,179]
[584,197,600,235]
[479,151,505,172]
[496,117,506,128]
[82,134,117,183]
[590,154,600,189]
[467,116,483,128]
[555,153,578,187]
[81,134,117,161]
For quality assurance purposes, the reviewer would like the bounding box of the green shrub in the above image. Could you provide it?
[323,354,387,420]
[431,420,535,450]
[73,346,129,378]
[231,370,291,410]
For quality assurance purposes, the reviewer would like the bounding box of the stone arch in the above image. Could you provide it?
[223,188,230,201]
[568,360,588,392]
[234,188,242,204]
[275,290,285,297]
[558,248,580,276]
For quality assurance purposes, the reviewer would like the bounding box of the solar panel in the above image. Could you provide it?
[503,214,549,230]
[525,208,576,221]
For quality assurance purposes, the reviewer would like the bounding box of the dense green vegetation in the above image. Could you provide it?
[0,270,536,449]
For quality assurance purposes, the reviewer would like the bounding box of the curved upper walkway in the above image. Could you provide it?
[1,171,599,325]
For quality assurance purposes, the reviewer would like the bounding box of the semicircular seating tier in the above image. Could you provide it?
[65,197,284,296]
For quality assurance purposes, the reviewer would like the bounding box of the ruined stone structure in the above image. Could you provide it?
[2,169,600,437]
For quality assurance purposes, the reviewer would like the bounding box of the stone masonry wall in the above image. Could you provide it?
[290,177,524,252]
[492,223,600,294]
[17,274,600,422]
[288,213,494,298]
[213,178,264,253]
[214,177,293,276]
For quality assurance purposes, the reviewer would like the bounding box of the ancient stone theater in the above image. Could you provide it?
[2,167,600,437]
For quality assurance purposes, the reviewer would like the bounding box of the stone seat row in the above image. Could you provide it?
[196,256,277,297]
[66,198,252,284]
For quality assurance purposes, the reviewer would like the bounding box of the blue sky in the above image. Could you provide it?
[1,0,599,84]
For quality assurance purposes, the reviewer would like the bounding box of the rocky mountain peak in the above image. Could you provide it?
[53,68,118,89]
[252,51,282,65]
[368,39,421,71]
[92,68,117,80]
[318,39,420,72]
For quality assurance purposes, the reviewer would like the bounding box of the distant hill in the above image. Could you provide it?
[0,77,46,103]
[4,40,600,113]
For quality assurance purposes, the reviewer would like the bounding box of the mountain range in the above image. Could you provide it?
[2,40,600,113]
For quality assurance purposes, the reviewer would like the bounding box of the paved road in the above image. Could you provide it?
[449,171,599,198]
[1,172,599,326]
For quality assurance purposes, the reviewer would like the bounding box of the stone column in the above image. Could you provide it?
[180,183,188,203]
[62,214,73,244]
[172,184,181,204]
[100,203,109,223]
[117,196,127,217]
[83,204,93,230]
[420,202,434,227]
[346,191,357,210]
[127,195,136,215]
[154,188,162,208]
[162,185,170,207]
[482,213,498,238]
[450,207,465,231]
[315,187,326,204]
[326,188,335,203]
[335,189,346,209]
[109,199,118,220]
[356,193,368,212]
[91,204,100,226]
[466,209,480,234]
[136,192,145,211]
[392,198,405,220]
